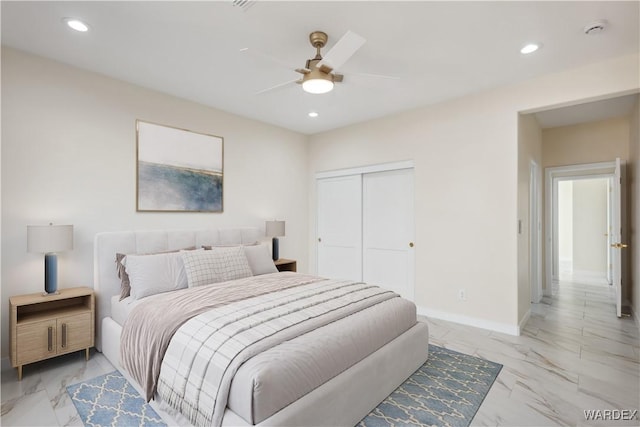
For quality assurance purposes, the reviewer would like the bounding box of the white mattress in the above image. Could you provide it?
[110,294,147,326]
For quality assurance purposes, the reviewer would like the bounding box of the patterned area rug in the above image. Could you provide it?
[358,344,502,427]
[67,345,501,427]
[67,371,165,427]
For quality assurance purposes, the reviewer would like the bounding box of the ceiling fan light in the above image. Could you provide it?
[302,78,334,94]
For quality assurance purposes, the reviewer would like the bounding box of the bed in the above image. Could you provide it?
[94,227,429,427]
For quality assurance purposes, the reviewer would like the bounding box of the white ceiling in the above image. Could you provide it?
[2,1,638,135]
[535,94,639,129]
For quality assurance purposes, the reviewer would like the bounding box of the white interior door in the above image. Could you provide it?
[362,169,415,300]
[317,175,362,281]
[530,161,542,303]
[612,158,622,317]
[607,181,613,285]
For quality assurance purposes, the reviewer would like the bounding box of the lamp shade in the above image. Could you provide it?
[27,224,74,253]
[265,220,285,237]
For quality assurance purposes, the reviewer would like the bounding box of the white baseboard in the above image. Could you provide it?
[417,306,520,336]
[518,309,531,335]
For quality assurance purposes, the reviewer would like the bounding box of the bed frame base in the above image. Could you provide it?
[101,317,429,426]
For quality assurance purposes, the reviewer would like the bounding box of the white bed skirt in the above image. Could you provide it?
[101,316,429,427]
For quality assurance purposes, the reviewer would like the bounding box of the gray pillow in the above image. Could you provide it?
[115,246,196,300]
[243,244,278,275]
[124,250,194,300]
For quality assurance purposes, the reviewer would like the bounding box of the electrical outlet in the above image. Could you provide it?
[458,289,466,301]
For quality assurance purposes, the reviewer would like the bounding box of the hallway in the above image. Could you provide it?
[429,277,639,425]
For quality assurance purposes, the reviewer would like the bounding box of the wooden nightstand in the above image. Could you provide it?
[275,258,297,272]
[9,287,95,380]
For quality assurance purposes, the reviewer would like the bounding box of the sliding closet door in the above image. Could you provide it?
[317,175,362,281]
[362,169,415,300]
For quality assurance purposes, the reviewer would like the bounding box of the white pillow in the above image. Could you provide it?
[124,250,196,299]
[182,246,253,287]
[243,244,278,275]
[201,242,258,250]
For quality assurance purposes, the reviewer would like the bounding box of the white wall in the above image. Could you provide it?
[542,117,631,167]
[557,178,609,281]
[308,53,639,334]
[558,181,574,267]
[0,48,309,358]
[572,178,609,277]
[517,113,542,323]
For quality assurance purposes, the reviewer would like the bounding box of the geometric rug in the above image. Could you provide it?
[68,345,501,427]
[66,371,165,427]
[357,345,502,427]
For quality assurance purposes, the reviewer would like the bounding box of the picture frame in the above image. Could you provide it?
[136,120,224,212]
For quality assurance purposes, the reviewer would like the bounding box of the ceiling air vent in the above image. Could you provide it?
[232,0,256,12]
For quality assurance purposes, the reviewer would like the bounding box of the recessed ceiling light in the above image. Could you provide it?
[308,112,319,118]
[520,43,540,54]
[63,18,89,32]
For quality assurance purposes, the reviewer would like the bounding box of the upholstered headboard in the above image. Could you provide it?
[93,227,261,351]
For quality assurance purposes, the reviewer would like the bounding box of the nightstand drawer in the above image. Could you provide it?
[16,319,57,365]
[58,312,92,354]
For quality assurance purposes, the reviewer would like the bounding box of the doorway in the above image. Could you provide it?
[556,177,610,286]
[545,159,625,316]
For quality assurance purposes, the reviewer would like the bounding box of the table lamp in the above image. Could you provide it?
[27,224,74,295]
[265,220,285,261]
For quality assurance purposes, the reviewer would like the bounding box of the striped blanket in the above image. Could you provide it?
[121,272,323,401]
[154,276,396,427]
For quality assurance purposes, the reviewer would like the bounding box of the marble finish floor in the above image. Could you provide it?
[1,280,638,426]
[433,280,640,426]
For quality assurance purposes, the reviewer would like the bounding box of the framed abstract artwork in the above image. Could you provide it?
[136,120,224,212]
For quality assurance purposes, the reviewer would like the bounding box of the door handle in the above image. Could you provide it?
[409,242,414,248]
[318,237,322,242]
[61,323,67,348]
[47,326,53,352]
[611,243,628,249]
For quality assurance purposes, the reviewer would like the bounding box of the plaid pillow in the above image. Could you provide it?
[181,246,253,287]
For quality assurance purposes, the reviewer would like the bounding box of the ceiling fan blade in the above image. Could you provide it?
[295,68,311,75]
[317,30,366,71]
[345,71,400,80]
[240,47,295,71]
[255,78,298,95]
[333,73,344,83]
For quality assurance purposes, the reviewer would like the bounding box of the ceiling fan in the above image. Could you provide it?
[243,30,394,95]
[294,30,364,94]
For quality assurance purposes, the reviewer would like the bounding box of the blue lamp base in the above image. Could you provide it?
[272,237,279,261]
[43,253,59,295]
